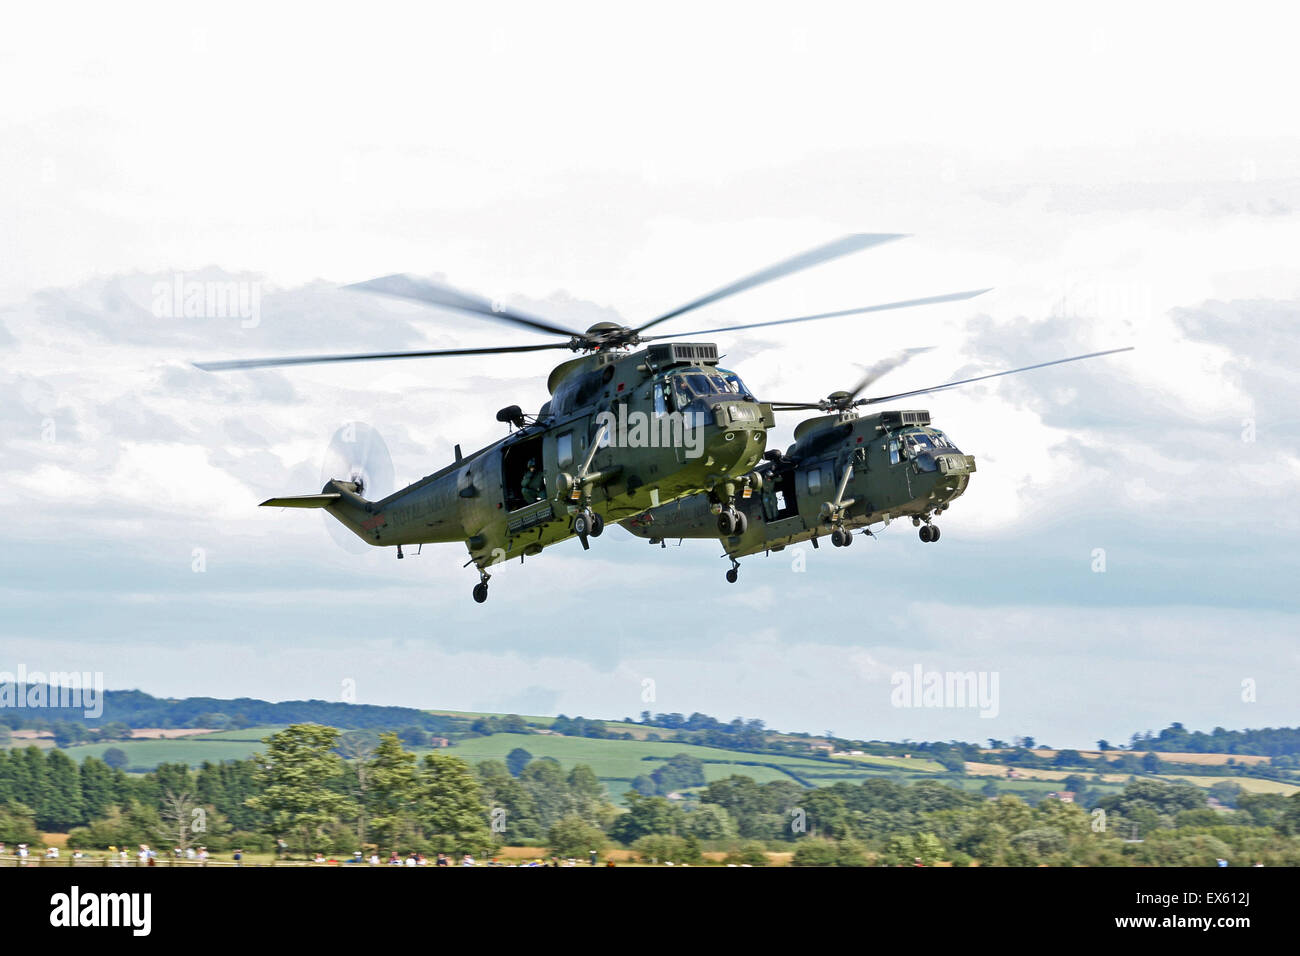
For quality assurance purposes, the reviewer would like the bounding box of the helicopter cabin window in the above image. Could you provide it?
[556,431,574,468]
[653,383,668,417]
[888,438,901,465]
[806,467,822,495]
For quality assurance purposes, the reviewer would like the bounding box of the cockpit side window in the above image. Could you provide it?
[717,369,750,395]
[653,383,668,417]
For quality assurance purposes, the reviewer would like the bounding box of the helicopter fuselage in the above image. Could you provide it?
[315,342,773,571]
[620,408,975,559]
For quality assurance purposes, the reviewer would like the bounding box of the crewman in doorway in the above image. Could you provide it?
[520,458,546,503]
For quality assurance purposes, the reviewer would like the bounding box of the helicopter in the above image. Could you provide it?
[194,234,989,602]
[620,346,1134,582]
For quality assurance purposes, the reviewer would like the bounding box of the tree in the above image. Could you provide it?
[417,753,493,854]
[518,760,569,831]
[102,748,129,771]
[684,802,737,841]
[245,724,356,855]
[367,732,419,850]
[337,732,379,846]
[547,814,606,858]
[506,748,533,777]
[650,754,705,795]
[157,788,201,852]
[397,726,428,748]
[724,840,768,866]
[0,802,40,845]
[611,792,682,844]
[42,749,83,830]
[79,757,117,820]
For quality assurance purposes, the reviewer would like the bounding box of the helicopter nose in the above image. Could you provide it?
[701,405,766,465]
[929,453,976,505]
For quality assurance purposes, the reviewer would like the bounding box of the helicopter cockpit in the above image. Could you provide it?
[653,367,755,424]
[892,427,963,472]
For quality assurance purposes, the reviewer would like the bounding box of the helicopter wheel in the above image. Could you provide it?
[733,510,748,536]
[919,525,933,543]
[573,512,590,537]
[831,528,847,547]
[717,510,737,536]
[589,512,605,537]
[929,524,940,542]
[472,583,489,604]
[725,567,738,584]
[843,528,854,546]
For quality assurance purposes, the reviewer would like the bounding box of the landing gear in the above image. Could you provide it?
[572,508,600,550]
[831,527,854,547]
[472,568,491,603]
[725,558,740,584]
[717,508,741,536]
[919,523,941,543]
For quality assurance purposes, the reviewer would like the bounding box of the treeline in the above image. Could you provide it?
[5,725,1300,866]
[1130,723,1300,757]
[0,685,469,735]
[978,745,1295,782]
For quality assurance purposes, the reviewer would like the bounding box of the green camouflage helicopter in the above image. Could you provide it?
[620,345,1133,582]
[195,235,986,602]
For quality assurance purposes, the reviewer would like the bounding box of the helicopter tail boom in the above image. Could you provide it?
[260,493,342,509]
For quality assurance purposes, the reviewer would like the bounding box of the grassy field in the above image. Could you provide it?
[964,761,1132,784]
[440,732,884,785]
[1163,775,1299,795]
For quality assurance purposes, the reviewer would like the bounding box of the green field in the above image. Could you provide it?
[441,732,904,789]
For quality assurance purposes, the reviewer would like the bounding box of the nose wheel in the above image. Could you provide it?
[471,568,491,604]
[725,558,740,584]
[572,509,604,550]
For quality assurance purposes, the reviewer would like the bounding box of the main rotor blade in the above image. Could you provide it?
[858,347,1135,406]
[634,233,906,335]
[644,289,990,339]
[347,274,584,339]
[847,346,936,400]
[194,342,570,372]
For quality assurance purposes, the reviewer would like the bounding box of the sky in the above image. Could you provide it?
[2,2,1298,748]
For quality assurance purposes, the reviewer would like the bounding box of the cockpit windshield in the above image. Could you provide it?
[669,368,752,400]
[899,428,961,472]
